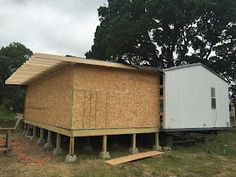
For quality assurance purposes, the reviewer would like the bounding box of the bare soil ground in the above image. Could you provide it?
[0,128,236,177]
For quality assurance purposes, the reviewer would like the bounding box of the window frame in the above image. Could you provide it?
[211,87,216,109]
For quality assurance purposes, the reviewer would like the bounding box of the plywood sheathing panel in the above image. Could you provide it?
[105,151,164,165]
[94,92,107,129]
[72,65,160,130]
[24,66,74,129]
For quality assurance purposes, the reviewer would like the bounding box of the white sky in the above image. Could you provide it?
[0,0,107,57]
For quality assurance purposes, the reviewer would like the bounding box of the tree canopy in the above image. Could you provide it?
[0,42,32,113]
[86,0,236,96]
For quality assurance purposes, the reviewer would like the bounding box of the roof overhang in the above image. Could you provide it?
[5,53,162,85]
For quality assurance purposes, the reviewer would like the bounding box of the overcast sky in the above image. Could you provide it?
[0,0,107,57]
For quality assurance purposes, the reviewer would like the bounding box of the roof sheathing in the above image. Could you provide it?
[5,53,162,85]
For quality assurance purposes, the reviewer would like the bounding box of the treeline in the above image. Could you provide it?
[86,0,236,96]
[0,42,32,115]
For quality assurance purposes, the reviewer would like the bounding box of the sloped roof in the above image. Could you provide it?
[5,53,162,85]
[164,63,228,83]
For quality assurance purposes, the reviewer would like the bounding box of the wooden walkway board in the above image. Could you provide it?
[105,151,164,165]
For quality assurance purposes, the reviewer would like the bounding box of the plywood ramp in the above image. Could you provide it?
[105,151,164,165]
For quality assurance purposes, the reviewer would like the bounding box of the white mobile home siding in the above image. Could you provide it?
[164,64,230,130]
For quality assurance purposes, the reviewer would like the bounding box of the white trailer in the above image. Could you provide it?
[163,63,230,132]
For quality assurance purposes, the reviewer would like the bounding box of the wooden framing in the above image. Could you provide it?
[24,119,159,137]
[7,53,162,144]
[0,116,22,152]
[5,53,135,85]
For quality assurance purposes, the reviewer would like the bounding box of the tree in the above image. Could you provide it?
[0,42,33,113]
[86,0,236,96]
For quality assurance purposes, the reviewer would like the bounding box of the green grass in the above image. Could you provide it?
[138,129,236,177]
[0,104,15,120]
[187,128,236,156]
[1,128,236,177]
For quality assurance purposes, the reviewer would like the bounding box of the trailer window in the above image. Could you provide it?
[211,87,216,109]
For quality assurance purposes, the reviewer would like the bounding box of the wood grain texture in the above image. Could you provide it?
[5,53,135,85]
[24,67,74,129]
[24,120,158,137]
[72,65,161,130]
[105,151,164,165]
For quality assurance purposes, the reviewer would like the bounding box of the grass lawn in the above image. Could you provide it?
[0,128,236,177]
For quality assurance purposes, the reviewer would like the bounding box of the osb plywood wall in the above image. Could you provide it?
[24,67,74,129]
[72,65,160,130]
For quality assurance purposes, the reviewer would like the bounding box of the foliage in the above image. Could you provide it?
[0,104,14,120]
[0,42,32,113]
[86,0,236,96]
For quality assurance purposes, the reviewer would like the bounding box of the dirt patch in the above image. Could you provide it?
[0,134,52,166]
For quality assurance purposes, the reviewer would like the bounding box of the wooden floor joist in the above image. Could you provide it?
[105,151,164,165]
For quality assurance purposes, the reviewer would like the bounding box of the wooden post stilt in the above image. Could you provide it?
[99,135,110,159]
[53,133,63,156]
[22,122,26,134]
[65,137,77,163]
[44,130,53,150]
[5,130,12,150]
[22,123,25,135]
[30,126,37,140]
[69,137,75,155]
[153,132,162,151]
[129,133,138,154]
[25,124,30,136]
[132,134,136,149]
[37,128,45,144]
[103,135,107,152]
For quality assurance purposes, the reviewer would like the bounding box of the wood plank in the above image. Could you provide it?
[31,57,64,64]
[24,120,159,137]
[34,53,135,70]
[72,127,159,137]
[24,120,73,137]
[105,151,164,165]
